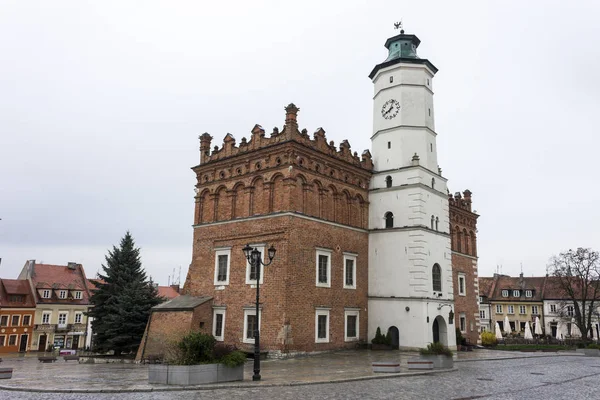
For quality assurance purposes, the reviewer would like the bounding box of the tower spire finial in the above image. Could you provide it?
[394,20,404,34]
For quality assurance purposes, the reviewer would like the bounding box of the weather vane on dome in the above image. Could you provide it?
[394,20,404,34]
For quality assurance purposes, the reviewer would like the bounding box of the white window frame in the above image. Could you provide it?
[496,304,503,314]
[458,274,466,296]
[315,308,330,343]
[343,253,357,289]
[213,308,226,341]
[213,247,232,286]
[58,312,68,327]
[0,335,4,346]
[245,244,265,285]
[10,315,20,327]
[525,290,532,298]
[479,310,486,319]
[315,248,332,288]
[42,290,51,299]
[74,291,82,300]
[550,304,557,313]
[519,305,526,315]
[243,308,261,344]
[513,290,520,297]
[58,290,67,299]
[344,309,359,342]
[507,305,514,314]
[22,315,31,326]
[567,306,574,317]
[8,334,17,346]
[531,305,539,315]
[42,311,52,324]
[459,313,467,333]
[74,312,83,324]
[501,290,509,297]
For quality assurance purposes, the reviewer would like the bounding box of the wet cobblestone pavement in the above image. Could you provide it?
[0,350,596,399]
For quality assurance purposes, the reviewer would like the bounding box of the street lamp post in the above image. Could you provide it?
[242,244,276,381]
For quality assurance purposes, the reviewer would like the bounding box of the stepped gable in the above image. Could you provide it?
[197,103,373,171]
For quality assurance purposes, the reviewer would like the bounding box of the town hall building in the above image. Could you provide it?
[138,28,480,358]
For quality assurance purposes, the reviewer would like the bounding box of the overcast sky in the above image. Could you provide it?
[1,1,598,285]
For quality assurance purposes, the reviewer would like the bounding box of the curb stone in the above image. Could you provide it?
[0,367,457,394]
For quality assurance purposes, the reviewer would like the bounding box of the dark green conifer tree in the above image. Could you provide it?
[89,232,162,355]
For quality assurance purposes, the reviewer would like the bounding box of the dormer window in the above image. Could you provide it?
[74,291,82,300]
[42,290,51,299]
[513,290,520,297]
[501,290,509,297]
[525,290,532,298]
[59,290,67,299]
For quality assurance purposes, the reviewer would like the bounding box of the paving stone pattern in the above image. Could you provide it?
[1,351,599,399]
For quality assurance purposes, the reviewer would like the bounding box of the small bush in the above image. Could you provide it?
[213,343,237,360]
[372,327,388,345]
[419,342,453,357]
[586,343,600,349]
[176,332,217,365]
[481,331,497,347]
[220,351,247,368]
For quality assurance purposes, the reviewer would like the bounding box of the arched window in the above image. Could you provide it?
[431,215,435,230]
[432,264,442,291]
[470,231,476,257]
[384,212,394,228]
[435,217,439,231]
[457,229,462,253]
[431,178,435,189]
[463,229,469,255]
[385,176,392,188]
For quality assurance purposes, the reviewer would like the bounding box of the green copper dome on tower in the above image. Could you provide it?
[384,29,421,61]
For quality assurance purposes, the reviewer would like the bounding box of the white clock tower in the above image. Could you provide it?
[367,28,456,350]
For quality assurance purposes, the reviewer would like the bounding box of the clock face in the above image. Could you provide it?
[381,99,400,120]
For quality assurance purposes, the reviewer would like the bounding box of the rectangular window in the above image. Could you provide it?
[387,141,391,149]
[75,291,82,300]
[0,316,7,327]
[213,310,225,341]
[496,305,503,314]
[245,244,265,285]
[22,315,31,326]
[343,253,357,289]
[519,306,526,314]
[525,290,532,298]
[0,336,4,346]
[550,304,557,313]
[42,312,51,324]
[344,310,359,342]
[213,247,231,285]
[531,305,539,315]
[507,305,514,314]
[58,313,68,326]
[8,335,17,346]
[458,275,466,296]
[479,310,486,319]
[479,296,483,303]
[11,315,20,326]
[315,309,330,343]
[459,314,466,333]
[9,295,24,302]
[243,309,260,344]
[315,249,332,288]
[502,290,509,297]
[74,313,83,324]
[513,290,520,297]
[520,322,526,332]
[59,290,67,299]
[567,306,574,317]
[42,290,51,299]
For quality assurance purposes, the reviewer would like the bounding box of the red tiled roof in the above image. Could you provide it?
[481,275,546,302]
[30,263,91,304]
[478,277,494,298]
[542,276,600,300]
[158,286,180,300]
[0,279,36,308]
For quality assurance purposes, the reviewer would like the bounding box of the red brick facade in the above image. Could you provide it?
[183,104,372,356]
[449,190,480,344]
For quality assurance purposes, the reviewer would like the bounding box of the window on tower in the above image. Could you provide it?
[431,215,435,230]
[389,76,393,83]
[385,176,392,188]
[432,264,442,292]
[431,178,435,189]
[384,212,394,228]
[435,217,439,231]
[387,141,391,149]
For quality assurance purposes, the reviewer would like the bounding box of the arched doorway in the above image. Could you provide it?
[432,316,448,346]
[387,326,399,349]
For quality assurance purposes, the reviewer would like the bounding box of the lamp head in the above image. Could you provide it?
[267,245,276,261]
[251,248,261,263]
[242,244,253,260]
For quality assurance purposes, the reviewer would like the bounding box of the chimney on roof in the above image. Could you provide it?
[170,284,180,294]
[67,262,78,270]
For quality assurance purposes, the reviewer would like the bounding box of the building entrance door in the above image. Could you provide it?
[72,336,80,350]
[387,326,399,349]
[19,334,28,352]
[38,335,47,352]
